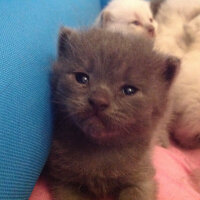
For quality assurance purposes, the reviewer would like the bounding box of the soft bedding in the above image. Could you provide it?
[30,143,200,200]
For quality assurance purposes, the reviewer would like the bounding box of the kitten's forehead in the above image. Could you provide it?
[107,0,153,22]
[72,30,161,83]
[62,29,166,83]
[78,30,151,59]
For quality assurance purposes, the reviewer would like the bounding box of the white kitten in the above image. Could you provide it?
[154,0,200,148]
[154,0,200,57]
[169,15,200,148]
[95,0,157,38]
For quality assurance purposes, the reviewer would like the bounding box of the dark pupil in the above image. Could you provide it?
[75,73,89,84]
[123,86,137,95]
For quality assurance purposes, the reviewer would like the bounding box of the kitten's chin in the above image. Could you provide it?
[89,130,118,144]
[78,116,120,144]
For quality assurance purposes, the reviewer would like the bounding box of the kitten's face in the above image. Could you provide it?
[100,0,158,38]
[53,28,179,145]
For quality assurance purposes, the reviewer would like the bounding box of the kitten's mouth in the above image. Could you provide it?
[149,32,155,38]
[147,31,156,38]
[78,113,119,141]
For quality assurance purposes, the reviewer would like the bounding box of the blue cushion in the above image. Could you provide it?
[101,0,110,8]
[0,0,101,199]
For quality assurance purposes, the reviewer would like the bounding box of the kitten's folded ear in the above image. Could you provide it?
[150,0,165,17]
[58,27,77,58]
[100,11,113,28]
[163,56,180,85]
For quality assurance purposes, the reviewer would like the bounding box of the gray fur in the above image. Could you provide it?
[46,28,180,200]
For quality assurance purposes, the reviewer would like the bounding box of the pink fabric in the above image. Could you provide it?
[154,144,200,200]
[30,143,200,200]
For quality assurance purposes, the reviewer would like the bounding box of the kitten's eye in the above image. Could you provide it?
[75,72,89,84]
[131,20,141,26]
[122,85,138,96]
[149,18,153,23]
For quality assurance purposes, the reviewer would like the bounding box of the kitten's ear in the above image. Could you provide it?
[163,56,180,84]
[150,0,165,17]
[58,27,77,58]
[100,11,113,28]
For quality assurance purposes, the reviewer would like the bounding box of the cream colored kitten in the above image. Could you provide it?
[169,15,200,148]
[153,0,200,57]
[154,0,200,148]
[95,0,157,38]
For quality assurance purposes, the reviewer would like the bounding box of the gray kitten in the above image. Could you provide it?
[46,27,180,200]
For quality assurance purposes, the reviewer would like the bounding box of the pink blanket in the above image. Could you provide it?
[30,143,200,200]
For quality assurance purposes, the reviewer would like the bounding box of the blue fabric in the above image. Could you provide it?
[101,0,110,8]
[0,0,101,199]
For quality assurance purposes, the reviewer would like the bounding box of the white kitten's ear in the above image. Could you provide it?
[58,27,77,58]
[150,0,165,17]
[100,11,113,28]
[163,56,180,84]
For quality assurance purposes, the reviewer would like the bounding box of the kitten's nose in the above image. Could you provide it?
[146,25,155,36]
[88,91,110,112]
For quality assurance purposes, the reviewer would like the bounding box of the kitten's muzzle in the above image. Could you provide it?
[88,90,110,112]
[146,25,155,37]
